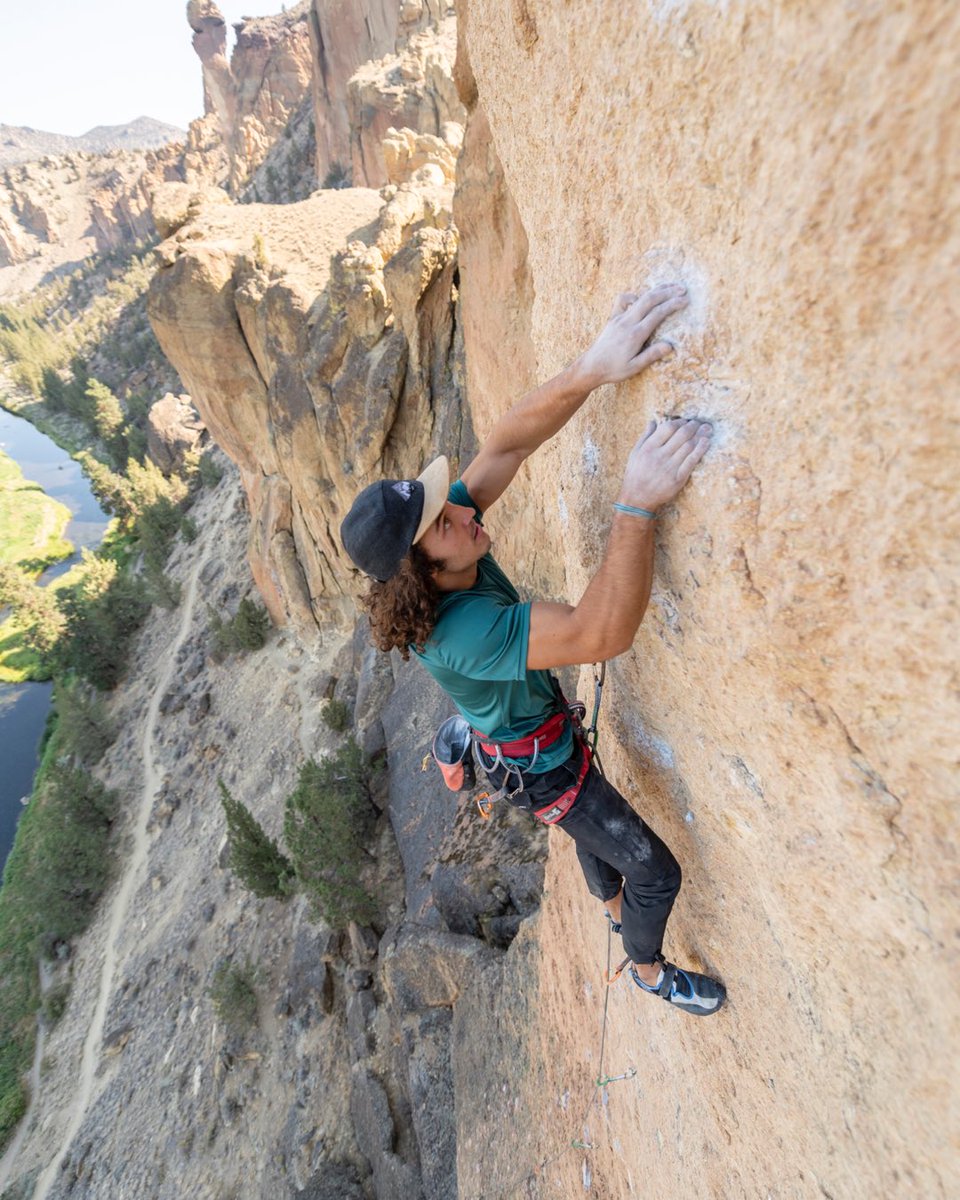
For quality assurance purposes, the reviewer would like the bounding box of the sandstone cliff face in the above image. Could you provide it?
[450,2,959,1197]
[189,0,315,194]
[308,0,399,185]
[147,168,463,637]
[347,15,464,187]
[310,0,463,188]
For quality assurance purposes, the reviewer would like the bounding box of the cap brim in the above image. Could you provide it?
[412,455,450,544]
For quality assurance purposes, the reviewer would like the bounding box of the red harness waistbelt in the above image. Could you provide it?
[474,709,569,759]
[532,740,593,825]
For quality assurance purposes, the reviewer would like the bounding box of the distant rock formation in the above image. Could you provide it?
[0,147,186,291]
[0,118,186,170]
[186,0,464,196]
[147,158,462,635]
[188,0,315,194]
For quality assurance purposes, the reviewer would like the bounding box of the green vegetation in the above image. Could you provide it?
[0,447,191,686]
[217,741,383,931]
[0,239,208,1150]
[208,960,260,1033]
[197,451,224,489]
[283,740,379,928]
[322,162,350,190]
[217,780,294,900]
[321,697,352,734]
[41,981,71,1025]
[0,244,167,405]
[49,676,114,763]
[0,714,119,1149]
[0,449,73,574]
[208,597,271,660]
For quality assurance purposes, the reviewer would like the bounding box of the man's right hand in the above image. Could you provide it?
[618,417,713,512]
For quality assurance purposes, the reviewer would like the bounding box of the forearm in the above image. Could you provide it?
[571,511,655,657]
[482,356,596,460]
[527,510,655,669]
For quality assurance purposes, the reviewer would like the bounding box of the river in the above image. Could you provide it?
[0,406,110,873]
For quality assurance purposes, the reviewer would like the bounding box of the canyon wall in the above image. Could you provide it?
[188,0,316,194]
[450,2,958,1197]
[0,148,186,290]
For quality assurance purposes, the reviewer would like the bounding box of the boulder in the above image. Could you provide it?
[379,924,501,1011]
[146,393,207,475]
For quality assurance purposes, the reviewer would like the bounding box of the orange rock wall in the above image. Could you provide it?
[454,2,958,1196]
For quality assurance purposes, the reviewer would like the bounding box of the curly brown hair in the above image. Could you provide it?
[360,544,446,660]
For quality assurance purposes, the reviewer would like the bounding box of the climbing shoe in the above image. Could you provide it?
[629,954,726,1017]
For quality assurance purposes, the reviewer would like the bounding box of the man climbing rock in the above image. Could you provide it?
[341,284,724,1016]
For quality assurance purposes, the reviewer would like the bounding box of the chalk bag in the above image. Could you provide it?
[431,715,476,792]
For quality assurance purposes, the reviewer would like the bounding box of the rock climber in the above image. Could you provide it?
[340,283,724,1016]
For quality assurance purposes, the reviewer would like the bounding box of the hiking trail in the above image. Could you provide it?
[30,551,206,1199]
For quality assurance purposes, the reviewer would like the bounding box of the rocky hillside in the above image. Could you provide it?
[0,119,186,170]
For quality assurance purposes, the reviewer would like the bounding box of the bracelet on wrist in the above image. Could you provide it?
[613,501,657,520]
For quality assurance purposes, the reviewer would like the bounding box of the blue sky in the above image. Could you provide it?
[0,0,287,136]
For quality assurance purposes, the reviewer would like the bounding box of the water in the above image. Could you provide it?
[0,405,110,870]
[0,406,109,581]
[0,682,53,877]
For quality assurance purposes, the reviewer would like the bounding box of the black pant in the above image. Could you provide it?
[483,746,681,964]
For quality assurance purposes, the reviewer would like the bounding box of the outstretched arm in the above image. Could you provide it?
[526,417,712,669]
[460,284,688,514]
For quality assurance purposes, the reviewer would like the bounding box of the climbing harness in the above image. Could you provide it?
[467,663,607,822]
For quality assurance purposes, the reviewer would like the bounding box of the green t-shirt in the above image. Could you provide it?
[412,480,573,773]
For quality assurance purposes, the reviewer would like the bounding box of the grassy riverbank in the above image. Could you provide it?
[0,446,75,682]
[0,448,73,573]
[0,690,118,1147]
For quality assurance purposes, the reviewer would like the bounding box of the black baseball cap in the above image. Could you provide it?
[340,456,449,581]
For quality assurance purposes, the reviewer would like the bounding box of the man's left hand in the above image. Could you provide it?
[576,284,689,388]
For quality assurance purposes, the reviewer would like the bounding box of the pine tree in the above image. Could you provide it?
[86,379,124,441]
[283,741,378,927]
[217,780,293,899]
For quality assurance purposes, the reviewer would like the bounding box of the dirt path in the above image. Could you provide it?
[30,552,206,1200]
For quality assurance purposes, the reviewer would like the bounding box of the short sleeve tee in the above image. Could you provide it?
[412,479,573,773]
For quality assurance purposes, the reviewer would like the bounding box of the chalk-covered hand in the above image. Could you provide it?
[618,417,712,512]
[577,284,688,388]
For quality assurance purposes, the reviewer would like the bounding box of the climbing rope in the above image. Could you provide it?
[468,661,633,1198]
[483,916,636,1199]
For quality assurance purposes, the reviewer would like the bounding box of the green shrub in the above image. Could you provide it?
[52,676,114,762]
[41,981,71,1025]
[321,698,352,734]
[322,162,350,189]
[56,557,150,689]
[283,740,379,928]
[217,780,293,900]
[208,959,259,1032]
[209,598,271,659]
[0,1082,28,1149]
[198,452,223,488]
[27,763,119,943]
[41,366,66,410]
[180,516,198,543]
[146,569,181,610]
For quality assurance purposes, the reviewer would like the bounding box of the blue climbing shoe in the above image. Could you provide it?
[629,954,726,1017]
